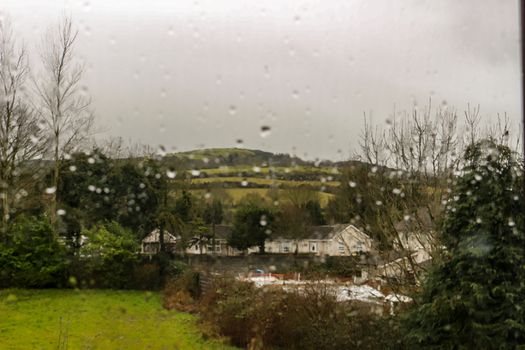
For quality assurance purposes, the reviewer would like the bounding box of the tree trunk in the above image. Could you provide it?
[51,133,60,231]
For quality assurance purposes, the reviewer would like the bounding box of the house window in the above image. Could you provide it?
[207,244,221,253]
[281,242,291,253]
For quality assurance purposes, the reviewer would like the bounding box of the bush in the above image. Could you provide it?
[197,278,402,349]
[162,269,201,312]
[0,215,67,288]
[78,221,139,288]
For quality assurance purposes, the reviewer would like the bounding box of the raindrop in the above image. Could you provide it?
[88,157,95,164]
[88,185,96,192]
[229,105,237,115]
[69,165,77,172]
[474,174,482,181]
[57,209,66,216]
[253,166,261,173]
[349,181,357,188]
[403,215,410,221]
[166,170,177,179]
[83,1,91,12]
[157,145,167,157]
[260,125,271,138]
[45,187,56,194]
[260,215,268,226]
[241,180,248,187]
[392,188,401,195]
[168,26,174,36]
[191,170,201,177]
[508,219,516,227]
[375,200,383,206]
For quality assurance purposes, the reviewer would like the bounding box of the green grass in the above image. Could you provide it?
[0,289,235,350]
[189,188,335,207]
[191,176,340,188]
[197,165,338,176]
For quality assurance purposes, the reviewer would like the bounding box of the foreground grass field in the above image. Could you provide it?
[0,289,235,350]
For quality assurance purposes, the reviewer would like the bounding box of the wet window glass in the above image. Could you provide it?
[0,1,523,349]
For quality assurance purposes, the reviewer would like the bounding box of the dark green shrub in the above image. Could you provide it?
[78,221,139,288]
[0,215,67,288]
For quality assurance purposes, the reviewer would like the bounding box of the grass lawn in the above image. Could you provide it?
[191,176,340,188]
[188,188,335,207]
[0,289,235,350]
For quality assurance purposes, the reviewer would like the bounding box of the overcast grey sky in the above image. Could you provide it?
[2,0,522,160]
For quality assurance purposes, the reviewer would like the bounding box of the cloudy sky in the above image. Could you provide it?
[2,0,522,160]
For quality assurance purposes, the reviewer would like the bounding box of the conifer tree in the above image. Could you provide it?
[405,140,525,349]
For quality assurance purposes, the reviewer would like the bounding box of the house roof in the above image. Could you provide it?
[394,207,435,233]
[209,224,371,242]
[142,229,178,244]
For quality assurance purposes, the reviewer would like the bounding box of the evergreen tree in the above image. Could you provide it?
[405,140,525,349]
[229,204,275,253]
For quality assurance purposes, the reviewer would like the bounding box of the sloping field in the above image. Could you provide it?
[0,289,235,350]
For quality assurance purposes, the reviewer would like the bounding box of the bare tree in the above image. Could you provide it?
[0,18,45,235]
[353,101,519,287]
[33,16,93,224]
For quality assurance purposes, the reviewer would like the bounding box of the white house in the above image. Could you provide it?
[376,209,437,282]
[141,229,179,254]
[184,225,243,256]
[263,224,373,256]
[142,224,373,257]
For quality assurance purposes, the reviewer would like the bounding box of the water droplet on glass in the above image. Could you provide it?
[88,157,95,164]
[191,170,201,177]
[69,165,77,172]
[241,180,248,187]
[229,105,237,115]
[157,145,167,157]
[88,185,96,192]
[57,209,66,216]
[260,125,271,138]
[166,170,177,179]
[260,215,267,226]
[45,187,56,194]
[253,166,261,173]
[349,181,357,188]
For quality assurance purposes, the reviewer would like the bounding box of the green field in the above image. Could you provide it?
[191,176,340,188]
[195,165,339,176]
[0,289,235,350]
[189,188,335,207]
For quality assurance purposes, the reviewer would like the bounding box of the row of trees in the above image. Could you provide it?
[0,16,92,234]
